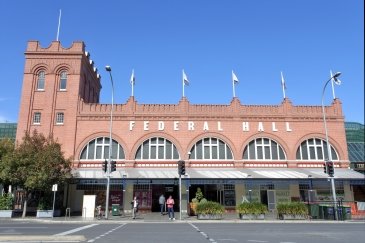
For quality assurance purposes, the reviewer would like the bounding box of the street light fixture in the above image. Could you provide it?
[321,71,341,220]
[104,65,114,219]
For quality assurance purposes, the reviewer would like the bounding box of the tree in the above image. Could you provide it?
[0,130,72,217]
[0,138,15,190]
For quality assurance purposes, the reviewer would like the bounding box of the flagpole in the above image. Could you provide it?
[56,9,62,41]
[182,70,185,97]
[281,71,286,99]
[131,69,134,97]
[330,70,336,99]
[232,70,236,98]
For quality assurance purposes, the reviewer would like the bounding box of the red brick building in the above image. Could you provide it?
[16,41,364,215]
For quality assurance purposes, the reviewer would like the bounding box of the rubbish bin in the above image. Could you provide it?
[342,206,352,220]
[324,206,335,220]
[318,205,325,219]
[309,204,319,219]
[112,204,120,216]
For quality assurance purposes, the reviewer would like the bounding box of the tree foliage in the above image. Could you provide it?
[0,138,15,185]
[0,130,72,192]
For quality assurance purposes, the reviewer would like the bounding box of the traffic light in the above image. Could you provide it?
[323,162,328,174]
[102,160,107,173]
[111,160,117,172]
[178,160,185,175]
[327,161,334,177]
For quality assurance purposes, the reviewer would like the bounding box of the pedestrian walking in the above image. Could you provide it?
[166,195,175,220]
[159,194,166,215]
[131,196,139,219]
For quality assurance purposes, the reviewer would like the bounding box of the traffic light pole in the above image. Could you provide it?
[179,174,182,220]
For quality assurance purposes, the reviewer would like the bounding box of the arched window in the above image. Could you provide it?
[296,138,339,161]
[80,137,125,160]
[135,137,179,160]
[189,137,233,160]
[243,138,286,160]
[59,71,67,90]
[37,71,45,90]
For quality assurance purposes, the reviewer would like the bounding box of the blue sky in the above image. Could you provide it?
[0,0,363,124]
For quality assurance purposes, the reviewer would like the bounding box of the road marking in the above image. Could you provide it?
[87,223,126,243]
[188,223,217,243]
[247,240,268,243]
[54,224,98,236]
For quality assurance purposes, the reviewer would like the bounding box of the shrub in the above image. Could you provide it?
[0,193,13,210]
[196,201,224,215]
[236,202,268,215]
[277,202,308,216]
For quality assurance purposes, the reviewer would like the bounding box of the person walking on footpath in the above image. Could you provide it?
[166,195,175,220]
[131,196,139,219]
[159,194,166,215]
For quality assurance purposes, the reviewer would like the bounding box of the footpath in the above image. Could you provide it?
[6,212,365,224]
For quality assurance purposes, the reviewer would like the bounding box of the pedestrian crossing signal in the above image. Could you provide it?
[102,160,107,173]
[178,160,185,175]
[111,160,117,172]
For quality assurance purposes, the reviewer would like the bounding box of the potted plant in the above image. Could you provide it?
[277,202,308,220]
[196,200,224,220]
[236,202,268,220]
[190,187,205,216]
[36,197,53,218]
[0,193,14,218]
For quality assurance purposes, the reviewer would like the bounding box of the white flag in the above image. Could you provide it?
[281,71,286,90]
[232,70,239,84]
[130,69,135,85]
[183,70,189,86]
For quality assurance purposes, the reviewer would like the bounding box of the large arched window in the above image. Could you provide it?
[80,137,125,160]
[59,71,67,90]
[296,138,339,161]
[189,137,233,160]
[135,137,179,160]
[37,71,45,90]
[243,138,286,160]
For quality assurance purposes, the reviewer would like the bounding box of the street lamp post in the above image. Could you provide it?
[105,65,114,219]
[321,71,341,220]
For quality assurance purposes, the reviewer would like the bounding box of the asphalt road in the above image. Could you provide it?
[0,221,364,243]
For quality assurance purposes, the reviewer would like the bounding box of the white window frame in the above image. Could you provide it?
[37,71,45,90]
[33,112,41,124]
[56,112,64,125]
[59,71,67,91]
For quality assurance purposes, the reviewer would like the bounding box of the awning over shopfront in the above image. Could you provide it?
[74,167,364,180]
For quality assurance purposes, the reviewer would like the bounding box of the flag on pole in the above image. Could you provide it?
[280,71,287,99]
[281,71,287,90]
[232,70,239,84]
[130,69,135,85]
[183,70,189,86]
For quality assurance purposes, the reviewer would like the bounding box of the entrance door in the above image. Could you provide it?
[151,185,179,212]
[267,190,276,211]
[217,185,224,205]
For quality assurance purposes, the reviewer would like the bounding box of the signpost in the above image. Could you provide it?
[52,184,58,218]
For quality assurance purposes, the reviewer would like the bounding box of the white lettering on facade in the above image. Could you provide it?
[242,122,249,131]
[258,122,264,131]
[217,121,223,131]
[174,121,179,131]
[127,121,292,132]
[158,121,164,131]
[272,122,278,132]
[144,121,149,131]
[129,121,135,131]
[286,122,292,132]
[203,121,209,131]
[188,121,195,131]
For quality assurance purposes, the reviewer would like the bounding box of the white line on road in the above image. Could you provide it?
[54,224,98,236]
[247,240,268,243]
[87,223,126,243]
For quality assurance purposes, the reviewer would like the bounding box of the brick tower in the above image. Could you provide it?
[16,41,101,158]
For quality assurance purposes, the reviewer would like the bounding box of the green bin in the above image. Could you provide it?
[309,204,319,219]
[112,204,120,216]
[342,206,351,220]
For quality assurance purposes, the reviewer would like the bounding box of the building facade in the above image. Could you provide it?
[15,41,364,215]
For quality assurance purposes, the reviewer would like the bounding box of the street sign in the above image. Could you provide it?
[52,184,58,192]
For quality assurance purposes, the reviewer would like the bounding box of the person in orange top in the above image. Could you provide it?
[166,195,175,220]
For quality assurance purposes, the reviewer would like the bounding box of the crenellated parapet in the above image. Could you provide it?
[78,97,344,120]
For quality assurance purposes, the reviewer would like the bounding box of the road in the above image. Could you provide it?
[0,221,364,243]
